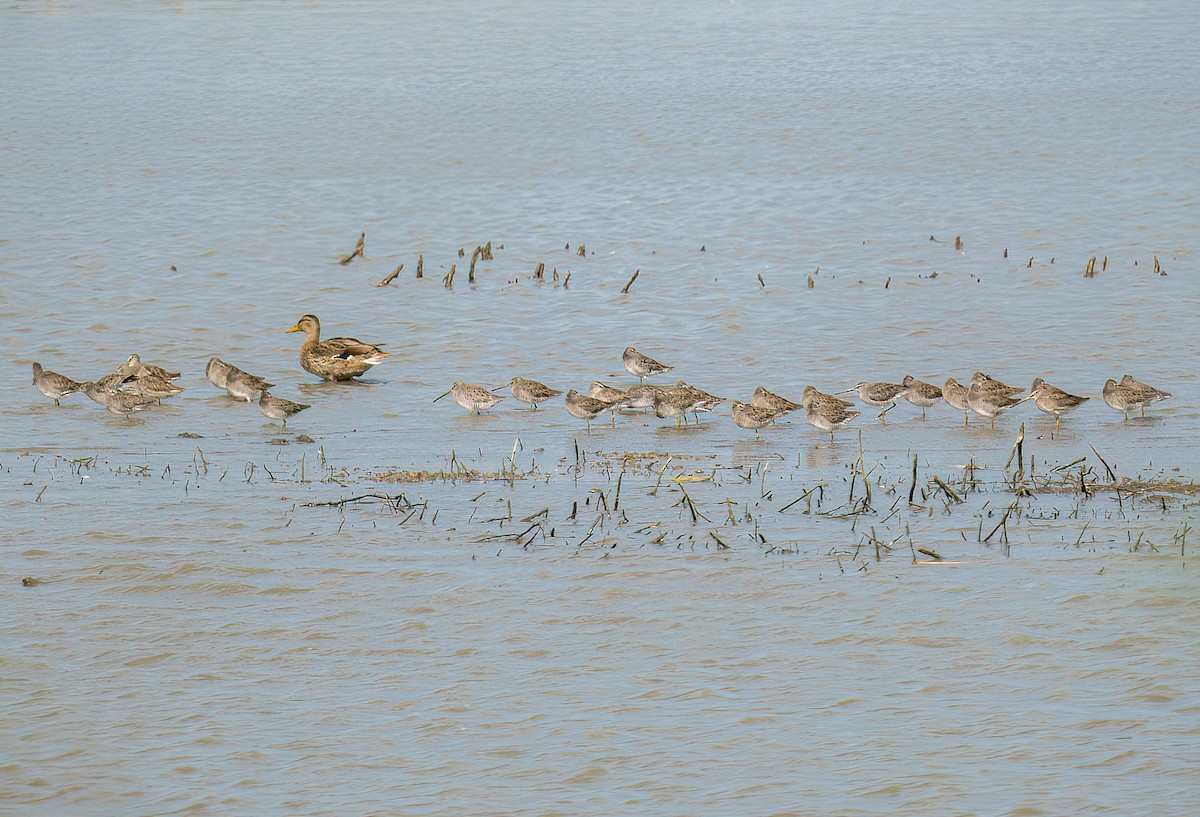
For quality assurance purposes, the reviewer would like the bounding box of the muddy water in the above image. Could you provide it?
[3,2,1200,815]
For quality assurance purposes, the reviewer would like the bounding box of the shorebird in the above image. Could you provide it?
[751,386,802,416]
[1103,376,1172,421]
[123,373,185,404]
[117,353,180,381]
[842,381,908,419]
[664,381,724,425]
[624,383,661,410]
[565,389,624,432]
[588,381,632,426]
[967,373,1029,428]
[588,381,630,404]
[80,380,157,416]
[497,377,562,410]
[731,401,784,438]
[942,377,972,426]
[434,381,504,414]
[80,371,134,404]
[623,347,673,382]
[225,369,275,402]
[652,387,701,429]
[805,402,860,443]
[972,372,1023,396]
[901,375,943,420]
[1028,378,1089,429]
[286,314,388,381]
[258,391,311,429]
[801,386,854,412]
[31,362,82,406]
[206,357,235,389]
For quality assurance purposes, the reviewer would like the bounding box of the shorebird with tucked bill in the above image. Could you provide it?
[623,347,673,382]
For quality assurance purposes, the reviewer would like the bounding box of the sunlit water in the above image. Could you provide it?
[3,2,1199,815]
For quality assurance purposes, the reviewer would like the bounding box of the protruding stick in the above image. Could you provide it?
[338,232,365,265]
[377,264,404,286]
[621,269,639,294]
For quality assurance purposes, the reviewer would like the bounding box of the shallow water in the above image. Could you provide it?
[3,2,1200,815]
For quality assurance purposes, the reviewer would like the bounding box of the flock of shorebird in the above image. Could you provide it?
[30,314,1173,438]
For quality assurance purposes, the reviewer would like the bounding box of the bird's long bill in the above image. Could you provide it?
[432,390,451,403]
[836,387,858,395]
[285,324,302,334]
[490,385,505,393]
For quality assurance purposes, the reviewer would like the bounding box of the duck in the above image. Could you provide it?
[286,314,388,381]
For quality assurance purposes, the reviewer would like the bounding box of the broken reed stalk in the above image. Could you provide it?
[908,452,918,505]
[1089,445,1115,482]
[534,262,545,280]
[955,235,963,251]
[482,241,493,261]
[983,500,1019,544]
[1004,423,1025,478]
[416,254,424,278]
[621,269,639,294]
[1083,256,1097,277]
[469,245,481,282]
[339,232,365,265]
[443,264,456,288]
[377,264,404,287]
[757,274,766,288]
[576,244,586,257]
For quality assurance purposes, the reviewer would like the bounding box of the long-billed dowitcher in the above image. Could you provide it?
[565,389,623,432]
[1119,375,1171,417]
[967,374,1029,428]
[32,362,82,406]
[286,314,388,381]
[751,387,802,415]
[942,377,971,426]
[1028,378,1089,429]
[652,387,700,429]
[623,347,673,381]
[498,377,562,410]
[801,386,854,412]
[805,402,860,443]
[731,401,783,438]
[258,390,311,429]
[842,381,908,419]
[80,371,134,404]
[972,372,1023,396]
[124,373,185,404]
[80,380,157,415]
[588,381,633,426]
[901,375,943,420]
[434,381,504,414]
[225,369,275,402]
[665,381,724,425]
[589,381,630,404]
[624,383,661,410]
[117,353,180,381]
[1103,377,1172,421]
[206,357,235,389]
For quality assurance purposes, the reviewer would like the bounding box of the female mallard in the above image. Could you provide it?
[285,314,388,381]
